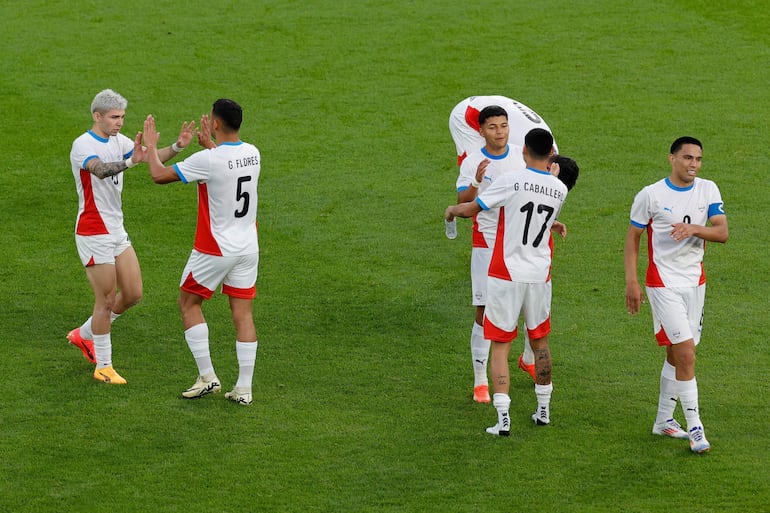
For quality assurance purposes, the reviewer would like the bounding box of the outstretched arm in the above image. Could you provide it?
[445,200,482,221]
[143,115,182,184]
[155,120,195,163]
[85,131,144,179]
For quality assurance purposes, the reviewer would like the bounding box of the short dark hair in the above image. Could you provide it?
[670,136,702,154]
[550,154,579,191]
[212,99,243,132]
[524,128,554,158]
[478,105,508,127]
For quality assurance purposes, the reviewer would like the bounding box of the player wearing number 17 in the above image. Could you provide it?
[445,128,577,436]
[143,99,261,405]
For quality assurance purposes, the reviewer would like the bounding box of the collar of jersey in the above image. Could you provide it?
[218,141,243,146]
[481,145,509,160]
[665,177,694,192]
[87,130,109,143]
[526,166,550,176]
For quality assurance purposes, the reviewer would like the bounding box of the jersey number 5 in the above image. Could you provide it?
[234,176,252,218]
[520,202,555,247]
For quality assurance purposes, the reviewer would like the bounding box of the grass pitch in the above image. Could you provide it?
[0,1,768,511]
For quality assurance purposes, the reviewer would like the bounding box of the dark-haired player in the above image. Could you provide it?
[624,136,727,453]
[452,103,566,402]
[447,129,577,436]
[143,99,261,406]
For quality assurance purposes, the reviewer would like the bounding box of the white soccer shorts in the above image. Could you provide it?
[470,246,493,306]
[449,100,484,164]
[180,250,259,300]
[646,284,705,346]
[484,278,552,343]
[75,231,131,267]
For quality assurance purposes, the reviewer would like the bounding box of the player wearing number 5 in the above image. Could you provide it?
[624,137,728,453]
[445,129,577,436]
[143,99,261,406]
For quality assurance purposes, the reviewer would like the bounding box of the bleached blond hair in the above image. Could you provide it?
[90,89,127,114]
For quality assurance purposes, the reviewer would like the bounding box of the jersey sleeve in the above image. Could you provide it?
[706,181,726,219]
[629,187,651,228]
[117,133,134,159]
[70,139,95,170]
[174,149,212,184]
[456,155,477,191]
[476,172,511,211]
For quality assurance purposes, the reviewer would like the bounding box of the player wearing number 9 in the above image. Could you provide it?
[144,99,262,406]
[445,128,578,436]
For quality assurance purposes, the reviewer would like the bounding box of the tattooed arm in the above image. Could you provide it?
[85,158,131,179]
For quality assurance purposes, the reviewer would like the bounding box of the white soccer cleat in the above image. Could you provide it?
[486,412,510,436]
[652,418,690,439]
[225,386,253,406]
[182,373,221,399]
[532,405,550,426]
[689,426,711,454]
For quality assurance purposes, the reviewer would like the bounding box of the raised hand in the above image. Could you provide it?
[132,131,146,163]
[143,115,160,149]
[197,114,215,149]
[176,120,196,149]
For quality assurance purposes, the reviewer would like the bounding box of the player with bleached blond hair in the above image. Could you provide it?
[68,89,194,384]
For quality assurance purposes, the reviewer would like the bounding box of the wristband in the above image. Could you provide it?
[171,142,184,153]
[125,157,137,168]
[471,178,481,188]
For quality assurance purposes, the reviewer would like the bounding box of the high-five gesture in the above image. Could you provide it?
[197,114,216,149]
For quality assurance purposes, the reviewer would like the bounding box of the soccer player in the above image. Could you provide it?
[449,95,557,167]
[142,99,261,406]
[446,128,578,436]
[451,98,560,402]
[68,89,194,384]
[624,136,728,453]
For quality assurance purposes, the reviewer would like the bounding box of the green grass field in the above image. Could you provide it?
[1,1,768,511]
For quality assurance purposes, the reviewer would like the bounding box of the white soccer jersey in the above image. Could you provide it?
[174,141,261,257]
[477,167,567,283]
[70,130,134,236]
[629,177,725,288]
[456,144,522,247]
[449,95,558,165]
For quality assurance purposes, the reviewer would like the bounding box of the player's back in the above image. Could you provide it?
[178,141,261,256]
[482,167,568,282]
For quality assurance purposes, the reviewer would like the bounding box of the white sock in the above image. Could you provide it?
[493,393,511,430]
[80,312,121,340]
[656,360,678,423]
[93,333,112,369]
[522,333,535,365]
[535,383,553,421]
[235,340,258,389]
[470,322,490,387]
[185,323,214,377]
[677,377,702,431]
[80,317,94,340]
